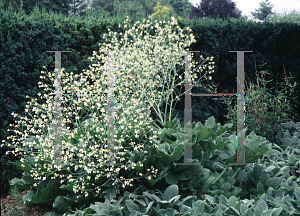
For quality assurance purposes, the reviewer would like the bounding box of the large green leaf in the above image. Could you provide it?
[22,180,61,206]
[163,185,179,201]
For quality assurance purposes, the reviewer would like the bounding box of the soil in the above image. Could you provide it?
[1,190,55,216]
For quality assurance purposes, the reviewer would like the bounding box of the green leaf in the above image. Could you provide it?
[254,200,268,215]
[192,123,212,144]
[295,189,300,200]
[102,184,121,200]
[52,196,74,213]
[125,200,140,212]
[240,203,248,214]
[9,177,31,190]
[156,141,185,167]
[144,192,161,203]
[204,116,216,128]
[158,208,177,215]
[163,185,179,201]
[219,194,227,205]
[244,145,269,163]
[244,131,267,152]
[60,183,76,192]
[145,201,154,214]
[270,208,284,216]
[165,173,178,185]
[23,181,62,206]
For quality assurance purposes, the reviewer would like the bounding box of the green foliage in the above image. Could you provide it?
[190,0,242,21]
[3,9,203,204]
[0,153,23,194]
[9,114,300,215]
[219,62,299,146]
[86,0,114,17]
[276,121,300,150]
[67,0,91,18]
[250,0,275,22]
[5,186,28,215]
[0,1,155,195]
[169,0,193,21]
[10,115,280,215]
[263,9,300,24]
[87,0,164,21]
[1,3,300,215]
[0,0,73,16]
[232,7,249,21]
[83,0,189,23]
[38,0,73,16]
[0,0,20,13]
[149,2,171,21]
[182,17,300,126]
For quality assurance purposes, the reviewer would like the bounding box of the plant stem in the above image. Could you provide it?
[211,164,229,185]
[232,167,242,179]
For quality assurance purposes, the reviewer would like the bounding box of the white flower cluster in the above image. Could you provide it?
[1,15,216,198]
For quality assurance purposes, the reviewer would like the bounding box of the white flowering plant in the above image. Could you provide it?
[1,15,217,207]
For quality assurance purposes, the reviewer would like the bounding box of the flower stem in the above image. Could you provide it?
[211,164,229,185]
[232,167,242,179]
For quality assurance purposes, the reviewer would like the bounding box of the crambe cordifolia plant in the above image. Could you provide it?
[2,15,217,201]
